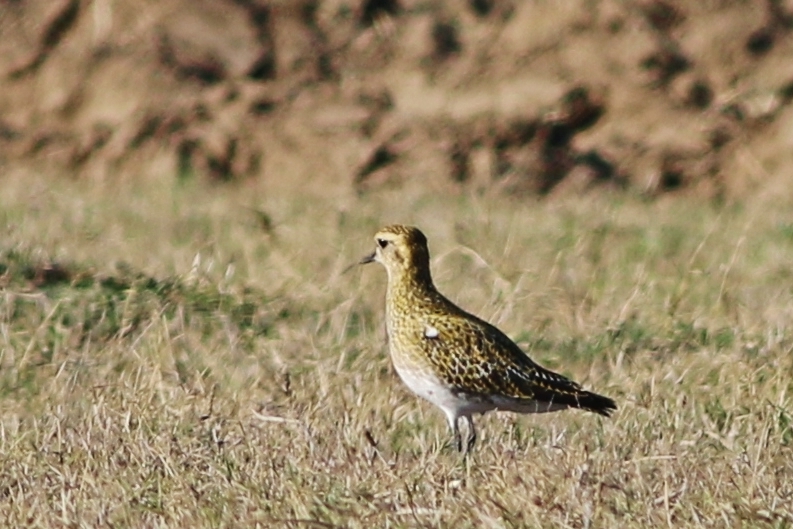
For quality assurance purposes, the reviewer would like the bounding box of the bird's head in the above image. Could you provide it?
[360,225,432,284]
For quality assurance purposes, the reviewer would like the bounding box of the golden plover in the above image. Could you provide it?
[360,224,616,453]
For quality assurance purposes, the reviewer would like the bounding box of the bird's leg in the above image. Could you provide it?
[462,415,477,455]
[447,414,462,452]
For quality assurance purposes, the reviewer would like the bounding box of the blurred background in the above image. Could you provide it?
[2,0,792,199]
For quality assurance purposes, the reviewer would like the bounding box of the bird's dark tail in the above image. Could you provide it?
[509,363,617,417]
[577,390,617,417]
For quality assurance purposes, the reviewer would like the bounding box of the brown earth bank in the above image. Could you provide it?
[2,0,793,198]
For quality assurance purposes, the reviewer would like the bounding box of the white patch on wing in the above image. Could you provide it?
[424,324,440,339]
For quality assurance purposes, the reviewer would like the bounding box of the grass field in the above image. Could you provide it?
[1,171,792,528]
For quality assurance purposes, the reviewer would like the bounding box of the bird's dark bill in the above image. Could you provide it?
[359,252,376,265]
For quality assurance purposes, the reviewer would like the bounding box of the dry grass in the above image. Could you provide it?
[1,171,793,528]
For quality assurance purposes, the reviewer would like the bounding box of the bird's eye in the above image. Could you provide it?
[377,238,388,249]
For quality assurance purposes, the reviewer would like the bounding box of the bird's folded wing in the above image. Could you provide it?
[421,313,582,401]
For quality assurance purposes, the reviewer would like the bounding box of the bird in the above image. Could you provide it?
[359,224,616,454]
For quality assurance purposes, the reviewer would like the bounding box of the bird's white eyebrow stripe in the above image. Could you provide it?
[424,324,440,338]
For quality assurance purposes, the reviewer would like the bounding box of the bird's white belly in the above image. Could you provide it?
[391,361,495,418]
[392,358,571,418]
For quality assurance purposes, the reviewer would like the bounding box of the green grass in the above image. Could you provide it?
[1,172,793,527]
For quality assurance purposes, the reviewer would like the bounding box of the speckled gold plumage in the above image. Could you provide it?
[362,224,616,453]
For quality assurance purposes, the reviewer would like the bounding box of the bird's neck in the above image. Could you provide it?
[385,267,437,315]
